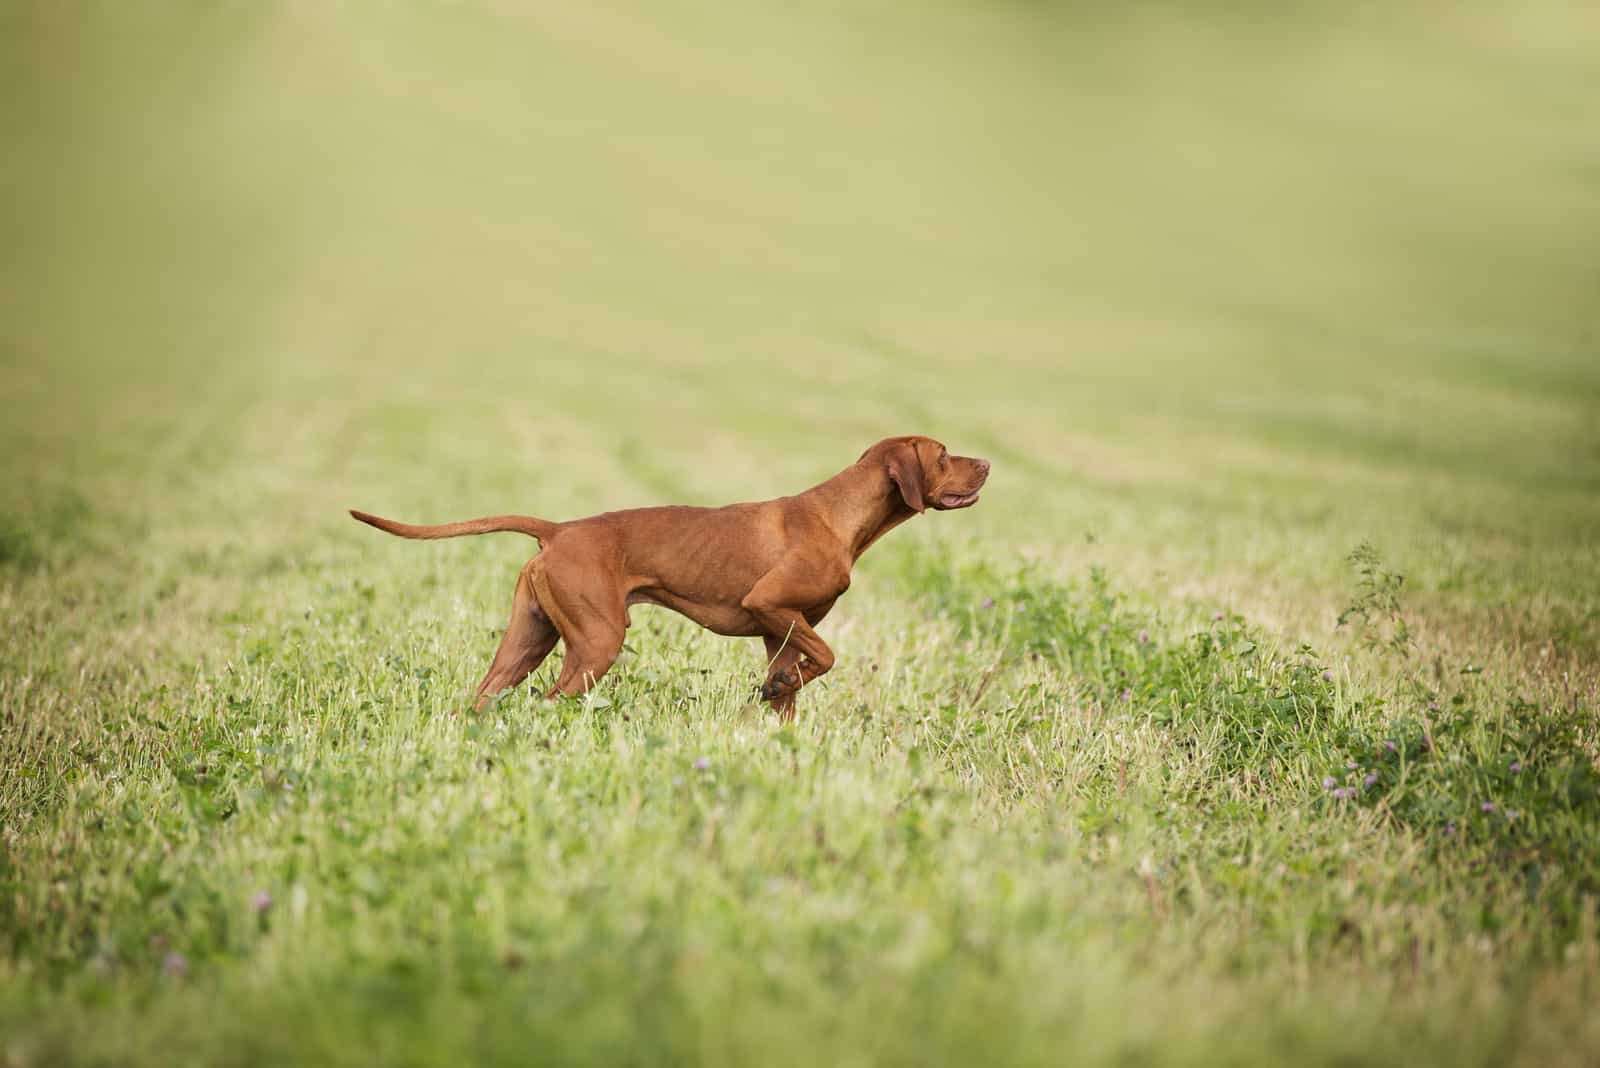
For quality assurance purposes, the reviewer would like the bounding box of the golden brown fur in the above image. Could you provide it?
[351,435,989,719]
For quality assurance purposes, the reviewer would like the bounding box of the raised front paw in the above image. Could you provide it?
[759,667,800,701]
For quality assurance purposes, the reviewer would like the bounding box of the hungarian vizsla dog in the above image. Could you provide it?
[350,435,989,718]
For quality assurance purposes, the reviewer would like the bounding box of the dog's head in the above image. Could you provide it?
[860,436,990,513]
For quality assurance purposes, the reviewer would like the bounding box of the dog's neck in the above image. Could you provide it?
[810,463,918,562]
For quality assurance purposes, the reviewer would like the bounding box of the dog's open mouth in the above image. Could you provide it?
[938,491,981,509]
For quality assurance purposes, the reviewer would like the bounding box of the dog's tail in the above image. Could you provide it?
[349,509,558,544]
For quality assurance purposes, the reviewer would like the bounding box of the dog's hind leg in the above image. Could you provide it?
[546,629,624,697]
[473,560,559,710]
[527,554,627,698]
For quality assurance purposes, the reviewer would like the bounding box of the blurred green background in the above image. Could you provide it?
[5,1,1597,652]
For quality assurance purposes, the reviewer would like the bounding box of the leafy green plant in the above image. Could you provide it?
[1338,542,1414,657]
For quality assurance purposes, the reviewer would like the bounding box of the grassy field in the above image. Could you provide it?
[3,2,1599,1064]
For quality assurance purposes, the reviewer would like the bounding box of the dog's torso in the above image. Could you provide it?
[550,499,847,637]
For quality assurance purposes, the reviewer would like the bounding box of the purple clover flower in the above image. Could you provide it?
[162,952,187,978]
[1444,821,1456,835]
[252,890,273,915]
[1481,802,1496,813]
[1322,776,1338,790]
[980,598,995,609]
[1137,629,1149,645]
[1509,761,1521,773]
[692,756,711,772]
[1363,774,1378,788]
[1384,741,1397,753]
[1322,670,1334,682]
[1120,688,1132,701]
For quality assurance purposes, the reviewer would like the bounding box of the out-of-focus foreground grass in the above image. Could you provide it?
[2,2,1597,1065]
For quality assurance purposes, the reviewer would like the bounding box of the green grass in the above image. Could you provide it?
[3,1,1599,1064]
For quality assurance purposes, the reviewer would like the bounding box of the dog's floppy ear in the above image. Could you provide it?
[885,442,927,513]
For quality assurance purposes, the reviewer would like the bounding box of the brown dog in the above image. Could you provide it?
[351,435,989,718]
